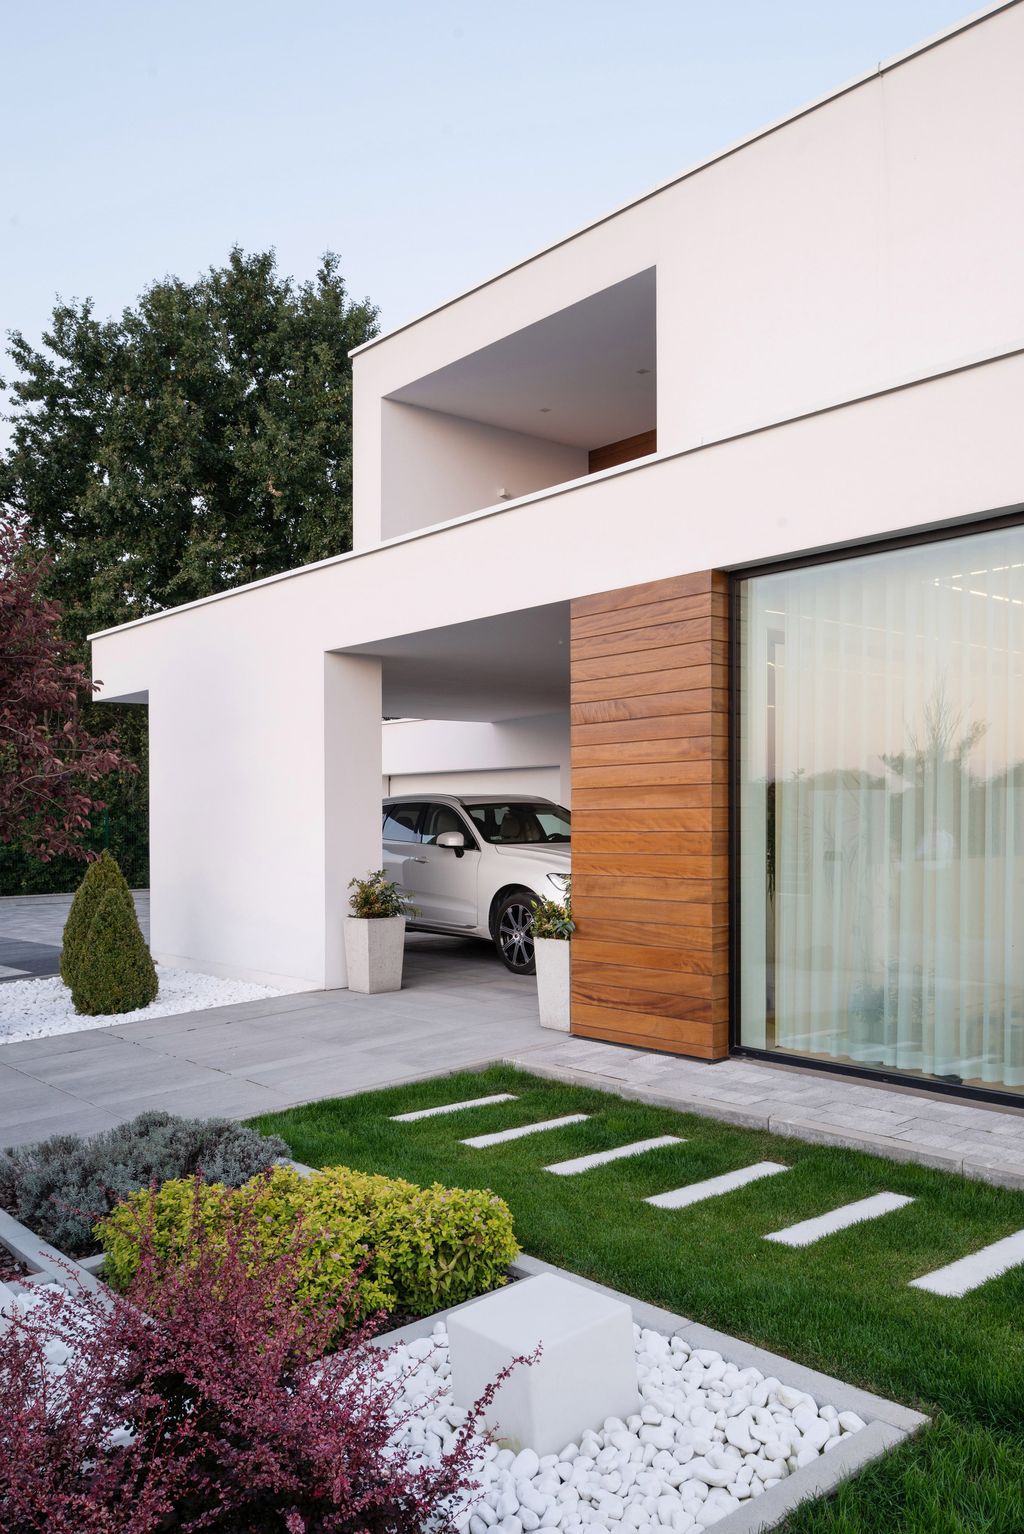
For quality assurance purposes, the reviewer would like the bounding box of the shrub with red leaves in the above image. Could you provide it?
[0,1180,507,1533]
[0,516,131,863]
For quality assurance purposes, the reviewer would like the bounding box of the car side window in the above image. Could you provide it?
[382,804,424,843]
[421,803,475,846]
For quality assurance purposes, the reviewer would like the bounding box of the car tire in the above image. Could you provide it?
[494,890,537,975]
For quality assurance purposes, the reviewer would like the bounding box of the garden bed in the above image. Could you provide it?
[251,1065,1024,1533]
[374,1253,925,1534]
[0,1198,923,1534]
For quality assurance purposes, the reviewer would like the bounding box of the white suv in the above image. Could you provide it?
[382,795,571,974]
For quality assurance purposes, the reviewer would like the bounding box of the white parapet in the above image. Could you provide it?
[447,1273,640,1457]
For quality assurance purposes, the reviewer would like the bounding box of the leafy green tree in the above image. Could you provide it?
[0,249,378,893]
[0,247,379,644]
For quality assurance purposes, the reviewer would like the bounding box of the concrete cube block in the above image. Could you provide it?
[448,1273,639,1456]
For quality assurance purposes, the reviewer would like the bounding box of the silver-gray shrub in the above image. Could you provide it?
[0,1110,290,1256]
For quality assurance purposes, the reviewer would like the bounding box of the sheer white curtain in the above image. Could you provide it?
[739,526,1024,1089]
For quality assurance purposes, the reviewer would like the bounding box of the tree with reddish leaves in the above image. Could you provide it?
[0,517,131,862]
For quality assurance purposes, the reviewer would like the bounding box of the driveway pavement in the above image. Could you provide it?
[2,896,1023,1188]
[0,933,546,1146]
[0,892,150,983]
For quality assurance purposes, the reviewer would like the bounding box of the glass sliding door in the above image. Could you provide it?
[737,524,1024,1093]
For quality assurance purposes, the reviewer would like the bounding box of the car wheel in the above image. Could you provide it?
[494,891,537,975]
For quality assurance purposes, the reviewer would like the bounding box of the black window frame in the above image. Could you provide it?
[728,502,1024,1111]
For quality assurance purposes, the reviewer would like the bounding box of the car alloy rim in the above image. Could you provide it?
[499,903,535,968]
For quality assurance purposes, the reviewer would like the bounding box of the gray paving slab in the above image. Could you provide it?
[0,936,548,1146]
[0,891,149,947]
[5,889,1024,1191]
[504,1040,1024,1188]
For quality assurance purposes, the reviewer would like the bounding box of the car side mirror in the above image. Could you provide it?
[436,830,466,856]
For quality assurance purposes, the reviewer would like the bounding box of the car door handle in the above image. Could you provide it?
[411,856,427,863]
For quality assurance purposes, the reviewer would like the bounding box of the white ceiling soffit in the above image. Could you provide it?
[386,269,656,449]
[342,602,570,722]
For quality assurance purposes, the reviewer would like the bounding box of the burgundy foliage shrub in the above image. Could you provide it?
[0,1182,507,1533]
[0,517,130,862]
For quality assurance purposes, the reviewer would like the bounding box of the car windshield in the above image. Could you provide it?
[464,802,571,845]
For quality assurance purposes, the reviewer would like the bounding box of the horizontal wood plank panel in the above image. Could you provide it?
[574,938,714,976]
[573,785,727,809]
[572,592,712,640]
[572,616,728,661]
[572,738,719,768]
[571,691,714,724]
[572,809,728,833]
[572,714,728,746]
[572,1007,729,1059]
[573,960,717,999]
[572,831,728,855]
[573,570,711,616]
[571,640,713,680]
[573,854,727,882]
[587,429,657,474]
[577,916,727,950]
[577,898,731,931]
[572,664,715,704]
[570,568,729,1061]
[573,762,715,789]
[571,977,717,1023]
[574,873,729,913]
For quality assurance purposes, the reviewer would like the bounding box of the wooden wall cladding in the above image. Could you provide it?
[569,570,730,1060]
[587,430,657,475]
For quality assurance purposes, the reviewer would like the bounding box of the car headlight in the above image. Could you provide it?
[546,872,570,892]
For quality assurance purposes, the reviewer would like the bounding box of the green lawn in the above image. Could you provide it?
[251,1066,1024,1533]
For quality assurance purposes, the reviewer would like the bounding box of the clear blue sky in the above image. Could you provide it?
[1,0,978,357]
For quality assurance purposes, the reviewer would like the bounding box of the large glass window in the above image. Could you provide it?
[738,525,1024,1093]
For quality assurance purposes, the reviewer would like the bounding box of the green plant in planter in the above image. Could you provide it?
[530,879,574,940]
[347,870,416,919]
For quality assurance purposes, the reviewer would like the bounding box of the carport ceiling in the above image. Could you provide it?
[341,603,569,722]
[386,269,656,448]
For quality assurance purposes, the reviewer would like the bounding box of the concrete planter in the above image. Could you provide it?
[344,914,406,994]
[535,937,570,1030]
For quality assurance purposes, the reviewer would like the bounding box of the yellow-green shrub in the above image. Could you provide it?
[97,1163,518,1323]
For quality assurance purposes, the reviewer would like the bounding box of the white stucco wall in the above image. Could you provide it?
[382,714,571,803]
[352,1,1024,549]
[89,3,1024,993]
[380,403,587,539]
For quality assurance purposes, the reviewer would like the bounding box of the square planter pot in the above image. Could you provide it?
[534,937,570,1030]
[344,915,406,994]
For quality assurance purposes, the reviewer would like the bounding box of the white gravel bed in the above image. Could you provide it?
[3,1283,867,1530]
[0,968,283,1045]
[384,1320,867,1533]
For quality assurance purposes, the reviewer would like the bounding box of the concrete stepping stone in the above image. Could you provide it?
[544,1134,684,1176]
[910,1229,1024,1297]
[765,1191,914,1247]
[646,1160,788,1210]
[461,1114,589,1149]
[391,1093,517,1122]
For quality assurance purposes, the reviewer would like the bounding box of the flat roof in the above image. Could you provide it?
[349,0,1016,361]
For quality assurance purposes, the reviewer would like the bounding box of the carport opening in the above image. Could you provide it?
[339,603,572,975]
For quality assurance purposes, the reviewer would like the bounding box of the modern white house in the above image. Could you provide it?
[92,1,1024,1104]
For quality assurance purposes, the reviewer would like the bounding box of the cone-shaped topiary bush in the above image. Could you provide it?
[71,885,159,1016]
[60,850,129,988]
